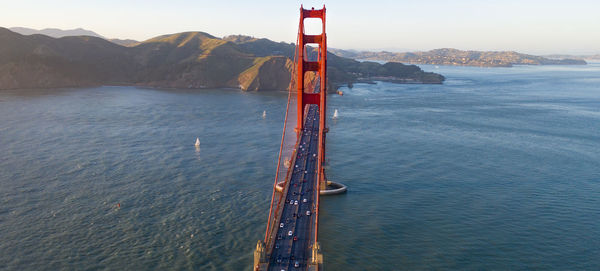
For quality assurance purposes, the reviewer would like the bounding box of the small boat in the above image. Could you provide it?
[337,90,343,96]
[262,110,267,118]
[333,109,339,119]
[195,137,200,147]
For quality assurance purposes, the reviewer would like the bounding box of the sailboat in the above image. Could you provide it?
[195,137,201,147]
[333,109,339,119]
[262,110,267,118]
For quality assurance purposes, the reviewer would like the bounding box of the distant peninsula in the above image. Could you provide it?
[0,27,444,91]
[543,54,600,61]
[330,48,588,67]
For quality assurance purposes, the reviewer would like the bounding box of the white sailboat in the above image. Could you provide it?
[195,137,201,147]
[262,110,267,118]
[333,109,339,119]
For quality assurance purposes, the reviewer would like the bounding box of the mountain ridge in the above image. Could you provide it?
[0,28,444,90]
[9,27,103,38]
[9,26,141,47]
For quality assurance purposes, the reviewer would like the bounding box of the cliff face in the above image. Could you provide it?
[331,48,588,67]
[0,28,444,90]
[238,56,294,91]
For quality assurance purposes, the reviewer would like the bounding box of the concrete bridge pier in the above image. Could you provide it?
[319,180,347,195]
[253,240,268,271]
[308,242,324,271]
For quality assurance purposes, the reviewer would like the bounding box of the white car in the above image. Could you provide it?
[288,230,293,236]
[280,223,284,228]
[306,210,311,216]
[294,200,298,205]
[303,198,307,203]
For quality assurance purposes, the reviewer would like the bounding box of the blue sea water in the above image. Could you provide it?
[1,63,599,270]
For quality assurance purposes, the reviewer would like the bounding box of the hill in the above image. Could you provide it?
[0,28,444,90]
[330,48,587,67]
[0,27,137,89]
[224,35,445,85]
[9,26,141,47]
[543,54,600,61]
[109,39,140,47]
[9,27,104,38]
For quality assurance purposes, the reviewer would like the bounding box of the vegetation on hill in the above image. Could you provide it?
[330,48,588,67]
[0,28,444,90]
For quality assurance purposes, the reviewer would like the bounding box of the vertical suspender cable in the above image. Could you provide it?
[264,21,301,243]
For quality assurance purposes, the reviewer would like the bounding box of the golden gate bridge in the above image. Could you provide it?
[253,5,347,271]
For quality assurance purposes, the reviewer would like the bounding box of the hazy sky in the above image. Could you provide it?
[2,0,599,54]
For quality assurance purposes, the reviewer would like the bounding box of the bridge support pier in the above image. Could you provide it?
[319,180,348,195]
[253,240,268,271]
[308,242,324,270]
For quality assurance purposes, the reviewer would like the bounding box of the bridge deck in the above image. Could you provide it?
[268,105,320,270]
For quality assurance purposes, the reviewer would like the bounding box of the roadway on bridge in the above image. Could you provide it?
[268,105,320,270]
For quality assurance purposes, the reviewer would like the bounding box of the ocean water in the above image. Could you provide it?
[1,63,599,270]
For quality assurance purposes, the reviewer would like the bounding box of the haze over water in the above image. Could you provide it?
[1,63,599,270]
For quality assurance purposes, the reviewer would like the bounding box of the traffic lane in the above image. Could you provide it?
[270,154,310,266]
[269,106,320,270]
[288,108,320,269]
[271,159,306,268]
[286,126,317,267]
[296,122,319,266]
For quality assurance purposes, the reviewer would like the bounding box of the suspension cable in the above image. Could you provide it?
[264,23,300,243]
